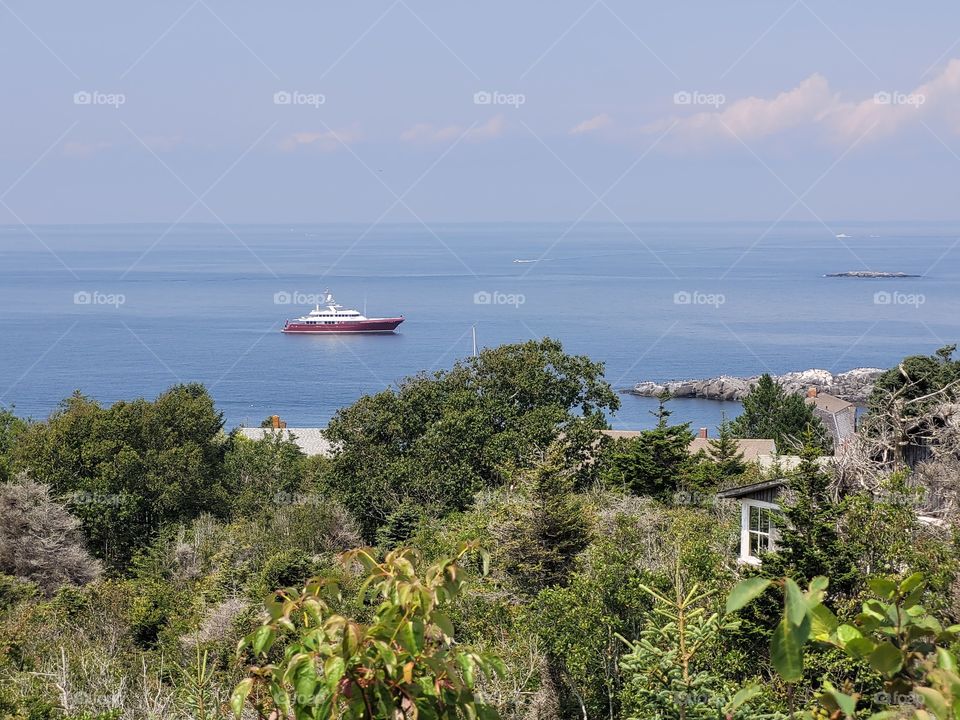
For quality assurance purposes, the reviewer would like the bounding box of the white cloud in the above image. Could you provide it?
[569,113,612,135]
[646,59,960,147]
[401,115,506,144]
[646,74,835,143]
[278,128,360,152]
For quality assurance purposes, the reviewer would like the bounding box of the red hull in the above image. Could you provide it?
[282,317,404,334]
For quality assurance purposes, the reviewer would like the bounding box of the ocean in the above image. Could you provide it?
[0,221,955,431]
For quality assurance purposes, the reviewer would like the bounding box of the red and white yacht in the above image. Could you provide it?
[282,291,404,334]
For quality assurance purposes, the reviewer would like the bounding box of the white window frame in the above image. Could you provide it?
[739,499,780,565]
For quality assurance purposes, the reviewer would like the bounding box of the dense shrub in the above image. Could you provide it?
[0,478,100,596]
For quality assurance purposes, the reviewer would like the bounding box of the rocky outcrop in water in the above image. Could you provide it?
[630,368,885,404]
[825,271,921,278]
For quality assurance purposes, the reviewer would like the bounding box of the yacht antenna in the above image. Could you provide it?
[472,325,478,357]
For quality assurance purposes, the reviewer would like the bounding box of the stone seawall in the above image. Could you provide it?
[629,368,885,404]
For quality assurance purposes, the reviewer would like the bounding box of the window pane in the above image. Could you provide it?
[757,507,770,533]
[750,505,759,531]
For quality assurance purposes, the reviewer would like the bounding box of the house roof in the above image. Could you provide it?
[688,437,776,461]
[236,427,334,457]
[806,392,854,414]
[600,431,776,462]
[716,478,788,500]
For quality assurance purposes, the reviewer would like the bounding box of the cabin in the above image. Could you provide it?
[805,388,857,448]
[716,478,787,565]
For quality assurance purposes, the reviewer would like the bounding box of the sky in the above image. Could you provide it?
[2,1,960,223]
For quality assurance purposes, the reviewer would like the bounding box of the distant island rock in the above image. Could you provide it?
[825,271,921,278]
[629,368,885,404]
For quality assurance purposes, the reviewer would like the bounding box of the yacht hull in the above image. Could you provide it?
[282,317,404,334]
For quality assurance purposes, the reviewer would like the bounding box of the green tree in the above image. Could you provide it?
[501,442,592,593]
[223,431,306,517]
[731,374,829,453]
[869,344,960,417]
[232,545,503,720]
[13,385,230,569]
[760,430,859,598]
[708,418,746,479]
[0,408,27,484]
[601,392,694,498]
[321,339,619,542]
[618,569,762,720]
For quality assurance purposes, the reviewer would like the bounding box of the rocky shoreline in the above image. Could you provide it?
[629,368,885,404]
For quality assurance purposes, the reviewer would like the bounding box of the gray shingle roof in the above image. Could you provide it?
[806,392,854,414]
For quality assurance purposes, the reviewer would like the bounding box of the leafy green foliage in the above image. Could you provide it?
[235,544,503,719]
[869,345,960,418]
[0,408,26,484]
[321,339,619,541]
[224,431,306,517]
[731,374,830,453]
[729,572,960,718]
[12,385,229,568]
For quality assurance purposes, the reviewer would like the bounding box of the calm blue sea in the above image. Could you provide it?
[0,222,956,431]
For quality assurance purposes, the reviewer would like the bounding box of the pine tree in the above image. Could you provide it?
[503,442,592,593]
[627,391,695,498]
[761,427,858,597]
[707,418,746,479]
[600,392,695,498]
[730,374,830,453]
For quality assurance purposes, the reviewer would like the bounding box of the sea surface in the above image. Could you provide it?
[0,222,956,432]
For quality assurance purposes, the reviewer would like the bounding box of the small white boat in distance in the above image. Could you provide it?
[513,259,537,263]
[836,233,852,239]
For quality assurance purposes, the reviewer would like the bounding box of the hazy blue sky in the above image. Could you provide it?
[2,1,960,223]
